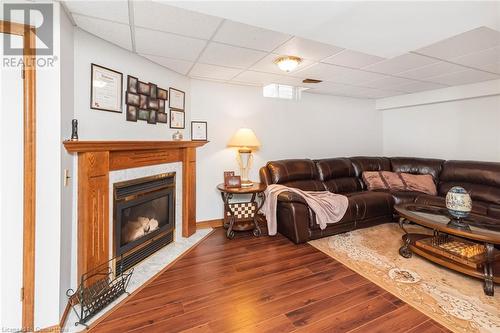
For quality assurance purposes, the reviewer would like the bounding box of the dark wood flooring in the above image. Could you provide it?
[89,228,451,333]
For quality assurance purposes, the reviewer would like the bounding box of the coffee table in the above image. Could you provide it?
[395,203,500,296]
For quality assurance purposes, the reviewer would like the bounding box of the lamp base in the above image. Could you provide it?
[241,180,253,187]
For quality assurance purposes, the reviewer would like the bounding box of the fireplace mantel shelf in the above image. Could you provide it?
[64,139,208,280]
[63,140,208,153]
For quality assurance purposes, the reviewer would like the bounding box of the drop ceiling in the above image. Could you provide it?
[63,1,500,99]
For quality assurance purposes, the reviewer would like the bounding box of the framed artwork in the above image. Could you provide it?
[148,110,157,124]
[157,88,168,100]
[138,109,149,121]
[157,112,168,124]
[138,81,150,95]
[90,63,123,113]
[126,105,137,122]
[169,109,185,129]
[158,99,166,113]
[149,83,157,99]
[139,94,148,109]
[191,121,207,141]
[126,91,140,106]
[169,88,185,110]
[148,98,159,110]
[127,75,138,94]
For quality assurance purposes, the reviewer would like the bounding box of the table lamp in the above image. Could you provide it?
[228,128,261,187]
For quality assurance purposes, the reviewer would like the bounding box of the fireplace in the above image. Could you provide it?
[113,172,175,272]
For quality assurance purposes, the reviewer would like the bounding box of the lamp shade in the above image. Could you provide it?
[227,128,261,149]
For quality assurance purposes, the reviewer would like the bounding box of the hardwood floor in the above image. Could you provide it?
[89,228,450,333]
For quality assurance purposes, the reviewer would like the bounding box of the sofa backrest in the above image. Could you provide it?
[314,158,363,193]
[390,157,444,183]
[260,159,325,191]
[439,160,500,206]
[349,157,391,190]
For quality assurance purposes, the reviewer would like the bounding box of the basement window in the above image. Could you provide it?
[263,84,306,100]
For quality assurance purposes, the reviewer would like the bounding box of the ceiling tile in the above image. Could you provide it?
[363,53,438,74]
[140,54,193,75]
[425,69,500,86]
[133,1,222,40]
[198,42,267,69]
[415,27,500,60]
[322,50,385,68]
[273,37,344,61]
[451,46,500,69]
[360,76,417,90]
[293,63,389,85]
[189,63,242,80]
[213,20,291,51]
[479,62,500,74]
[397,61,468,80]
[395,81,448,93]
[135,28,207,61]
[232,71,303,86]
[65,1,129,24]
[73,14,132,51]
[250,53,315,74]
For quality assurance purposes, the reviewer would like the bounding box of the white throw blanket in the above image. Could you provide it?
[261,184,349,236]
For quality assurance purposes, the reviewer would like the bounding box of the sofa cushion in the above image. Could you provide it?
[266,159,325,191]
[389,191,421,205]
[345,191,394,220]
[390,157,444,181]
[415,194,489,216]
[315,158,362,193]
[439,160,500,206]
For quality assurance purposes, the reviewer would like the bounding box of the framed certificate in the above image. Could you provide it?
[90,64,123,113]
[169,87,185,110]
[191,121,207,141]
[170,109,185,129]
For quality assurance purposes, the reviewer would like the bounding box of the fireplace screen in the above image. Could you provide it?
[114,173,175,268]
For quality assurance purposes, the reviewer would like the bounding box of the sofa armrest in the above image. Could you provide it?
[276,199,312,244]
[277,191,307,204]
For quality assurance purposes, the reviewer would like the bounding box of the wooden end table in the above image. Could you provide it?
[395,203,500,296]
[217,183,266,239]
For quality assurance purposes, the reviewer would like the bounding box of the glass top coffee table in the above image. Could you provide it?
[395,203,500,296]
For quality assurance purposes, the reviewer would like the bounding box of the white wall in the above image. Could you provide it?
[381,80,500,162]
[73,29,191,140]
[190,80,382,221]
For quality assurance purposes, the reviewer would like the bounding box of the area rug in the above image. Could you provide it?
[308,223,500,333]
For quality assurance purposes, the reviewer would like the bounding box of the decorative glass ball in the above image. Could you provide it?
[446,186,472,219]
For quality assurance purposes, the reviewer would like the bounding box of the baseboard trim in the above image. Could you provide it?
[196,218,223,229]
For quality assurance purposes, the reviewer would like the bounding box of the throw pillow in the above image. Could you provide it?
[400,173,437,196]
[362,171,437,195]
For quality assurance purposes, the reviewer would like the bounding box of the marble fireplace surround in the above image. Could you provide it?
[63,140,208,280]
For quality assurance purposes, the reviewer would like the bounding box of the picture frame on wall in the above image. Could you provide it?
[191,121,207,141]
[169,109,185,129]
[169,88,185,110]
[157,88,168,100]
[127,105,138,122]
[138,109,149,121]
[126,91,140,106]
[138,81,150,95]
[149,83,157,99]
[90,63,123,113]
[148,98,159,110]
[148,110,157,124]
[157,112,168,124]
[158,99,166,113]
[139,94,148,109]
[127,75,138,94]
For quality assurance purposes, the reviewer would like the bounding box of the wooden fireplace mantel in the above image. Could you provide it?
[63,140,208,278]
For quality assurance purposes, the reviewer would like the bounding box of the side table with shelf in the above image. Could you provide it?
[217,183,266,239]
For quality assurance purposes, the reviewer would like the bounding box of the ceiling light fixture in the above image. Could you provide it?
[274,55,302,72]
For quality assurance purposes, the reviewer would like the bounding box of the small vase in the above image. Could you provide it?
[446,186,472,230]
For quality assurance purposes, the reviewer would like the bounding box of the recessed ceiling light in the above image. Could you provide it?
[274,55,302,72]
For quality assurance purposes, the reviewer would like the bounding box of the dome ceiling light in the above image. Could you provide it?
[274,55,302,72]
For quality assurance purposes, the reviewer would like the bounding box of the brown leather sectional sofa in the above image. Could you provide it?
[259,157,500,244]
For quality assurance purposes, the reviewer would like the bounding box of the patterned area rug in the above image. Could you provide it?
[308,223,500,333]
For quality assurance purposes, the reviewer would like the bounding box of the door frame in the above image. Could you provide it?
[0,20,36,331]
